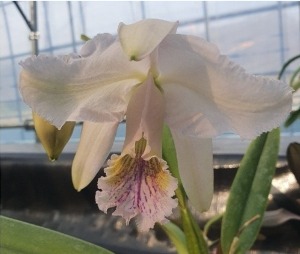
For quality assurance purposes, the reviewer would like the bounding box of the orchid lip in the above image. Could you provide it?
[96,135,178,231]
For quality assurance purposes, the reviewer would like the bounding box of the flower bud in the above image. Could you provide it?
[33,112,75,161]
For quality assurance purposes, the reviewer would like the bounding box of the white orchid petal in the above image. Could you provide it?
[123,73,165,157]
[72,121,119,191]
[171,131,213,211]
[158,34,292,139]
[164,84,221,138]
[79,33,115,57]
[19,37,150,129]
[118,19,178,61]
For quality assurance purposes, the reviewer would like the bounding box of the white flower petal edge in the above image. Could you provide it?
[72,121,119,191]
[157,34,293,139]
[118,19,178,61]
[19,35,149,129]
[171,132,214,211]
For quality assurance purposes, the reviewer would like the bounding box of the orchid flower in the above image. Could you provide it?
[19,19,292,231]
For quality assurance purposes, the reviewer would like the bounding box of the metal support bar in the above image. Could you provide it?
[67,1,77,52]
[13,1,39,55]
[203,1,210,41]
[12,1,39,141]
[30,1,39,55]
[277,1,285,68]
[13,1,33,31]
[140,1,146,19]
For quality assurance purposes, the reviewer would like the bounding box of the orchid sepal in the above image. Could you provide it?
[72,121,119,191]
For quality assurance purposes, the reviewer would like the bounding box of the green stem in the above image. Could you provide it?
[203,213,223,238]
[177,185,209,254]
[278,54,300,80]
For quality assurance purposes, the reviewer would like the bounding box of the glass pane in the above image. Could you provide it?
[143,1,203,21]
[82,2,142,36]
[207,1,276,16]
[2,2,30,56]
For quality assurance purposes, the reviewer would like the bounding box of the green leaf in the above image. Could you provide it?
[221,128,280,254]
[290,66,300,91]
[284,107,300,128]
[162,125,181,182]
[0,216,114,254]
[160,222,188,254]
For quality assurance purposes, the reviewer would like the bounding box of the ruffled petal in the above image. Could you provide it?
[157,34,293,139]
[118,19,178,61]
[72,121,119,191]
[171,131,213,211]
[19,35,150,129]
[96,136,178,231]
